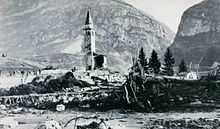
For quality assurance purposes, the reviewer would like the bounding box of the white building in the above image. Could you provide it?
[185,71,199,80]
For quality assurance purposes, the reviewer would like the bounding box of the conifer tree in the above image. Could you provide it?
[179,59,187,73]
[162,48,175,76]
[138,47,146,67]
[149,50,161,74]
[138,47,148,73]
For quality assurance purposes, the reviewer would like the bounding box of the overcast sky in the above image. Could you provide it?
[125,0,204,33]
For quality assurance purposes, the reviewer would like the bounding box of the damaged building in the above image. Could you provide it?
[82,10,107,71]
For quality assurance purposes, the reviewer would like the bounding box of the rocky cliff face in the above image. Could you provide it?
[0,0,174,72]
[171,0,220,66]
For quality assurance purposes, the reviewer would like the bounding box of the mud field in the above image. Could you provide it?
[1,109,220,129]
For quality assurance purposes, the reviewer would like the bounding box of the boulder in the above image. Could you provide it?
[56,104,65,112]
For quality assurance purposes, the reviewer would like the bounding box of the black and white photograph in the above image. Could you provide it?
[1,0,220,128]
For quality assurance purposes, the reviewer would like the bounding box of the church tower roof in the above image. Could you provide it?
[85,10,93,25]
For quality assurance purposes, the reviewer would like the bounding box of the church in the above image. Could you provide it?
[82,10,107,71]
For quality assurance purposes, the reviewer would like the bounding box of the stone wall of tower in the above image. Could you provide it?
[84,29,95,54]
[82,11,96,71]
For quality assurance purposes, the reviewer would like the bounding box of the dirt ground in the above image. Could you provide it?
[1,109,220,129]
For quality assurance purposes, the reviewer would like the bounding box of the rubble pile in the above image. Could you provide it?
[0,70,127,111]
[77,121,105,129]
[0,88,125,110]
[35,120,62,129]
[144,118,220,129]
[125,74,220,112]
[74,69,126,87]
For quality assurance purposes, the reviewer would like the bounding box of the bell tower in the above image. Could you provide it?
[82,10,96,70]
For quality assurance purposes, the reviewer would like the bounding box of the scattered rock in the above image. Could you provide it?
[0,105,7,110]
[77,121,109,129]
[35,120,62,129]
[0,117,18,129]
[11,107,25,114]
[145,119,220,129]
[56,104,65,112]
[119,120,127,123]
[136,121,144,124]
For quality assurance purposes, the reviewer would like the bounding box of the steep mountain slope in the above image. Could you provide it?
[171,0,220,66]
[0,0,174,72]
[0,56,41,70]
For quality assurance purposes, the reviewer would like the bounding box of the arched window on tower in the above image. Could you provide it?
[88,31,91,36]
